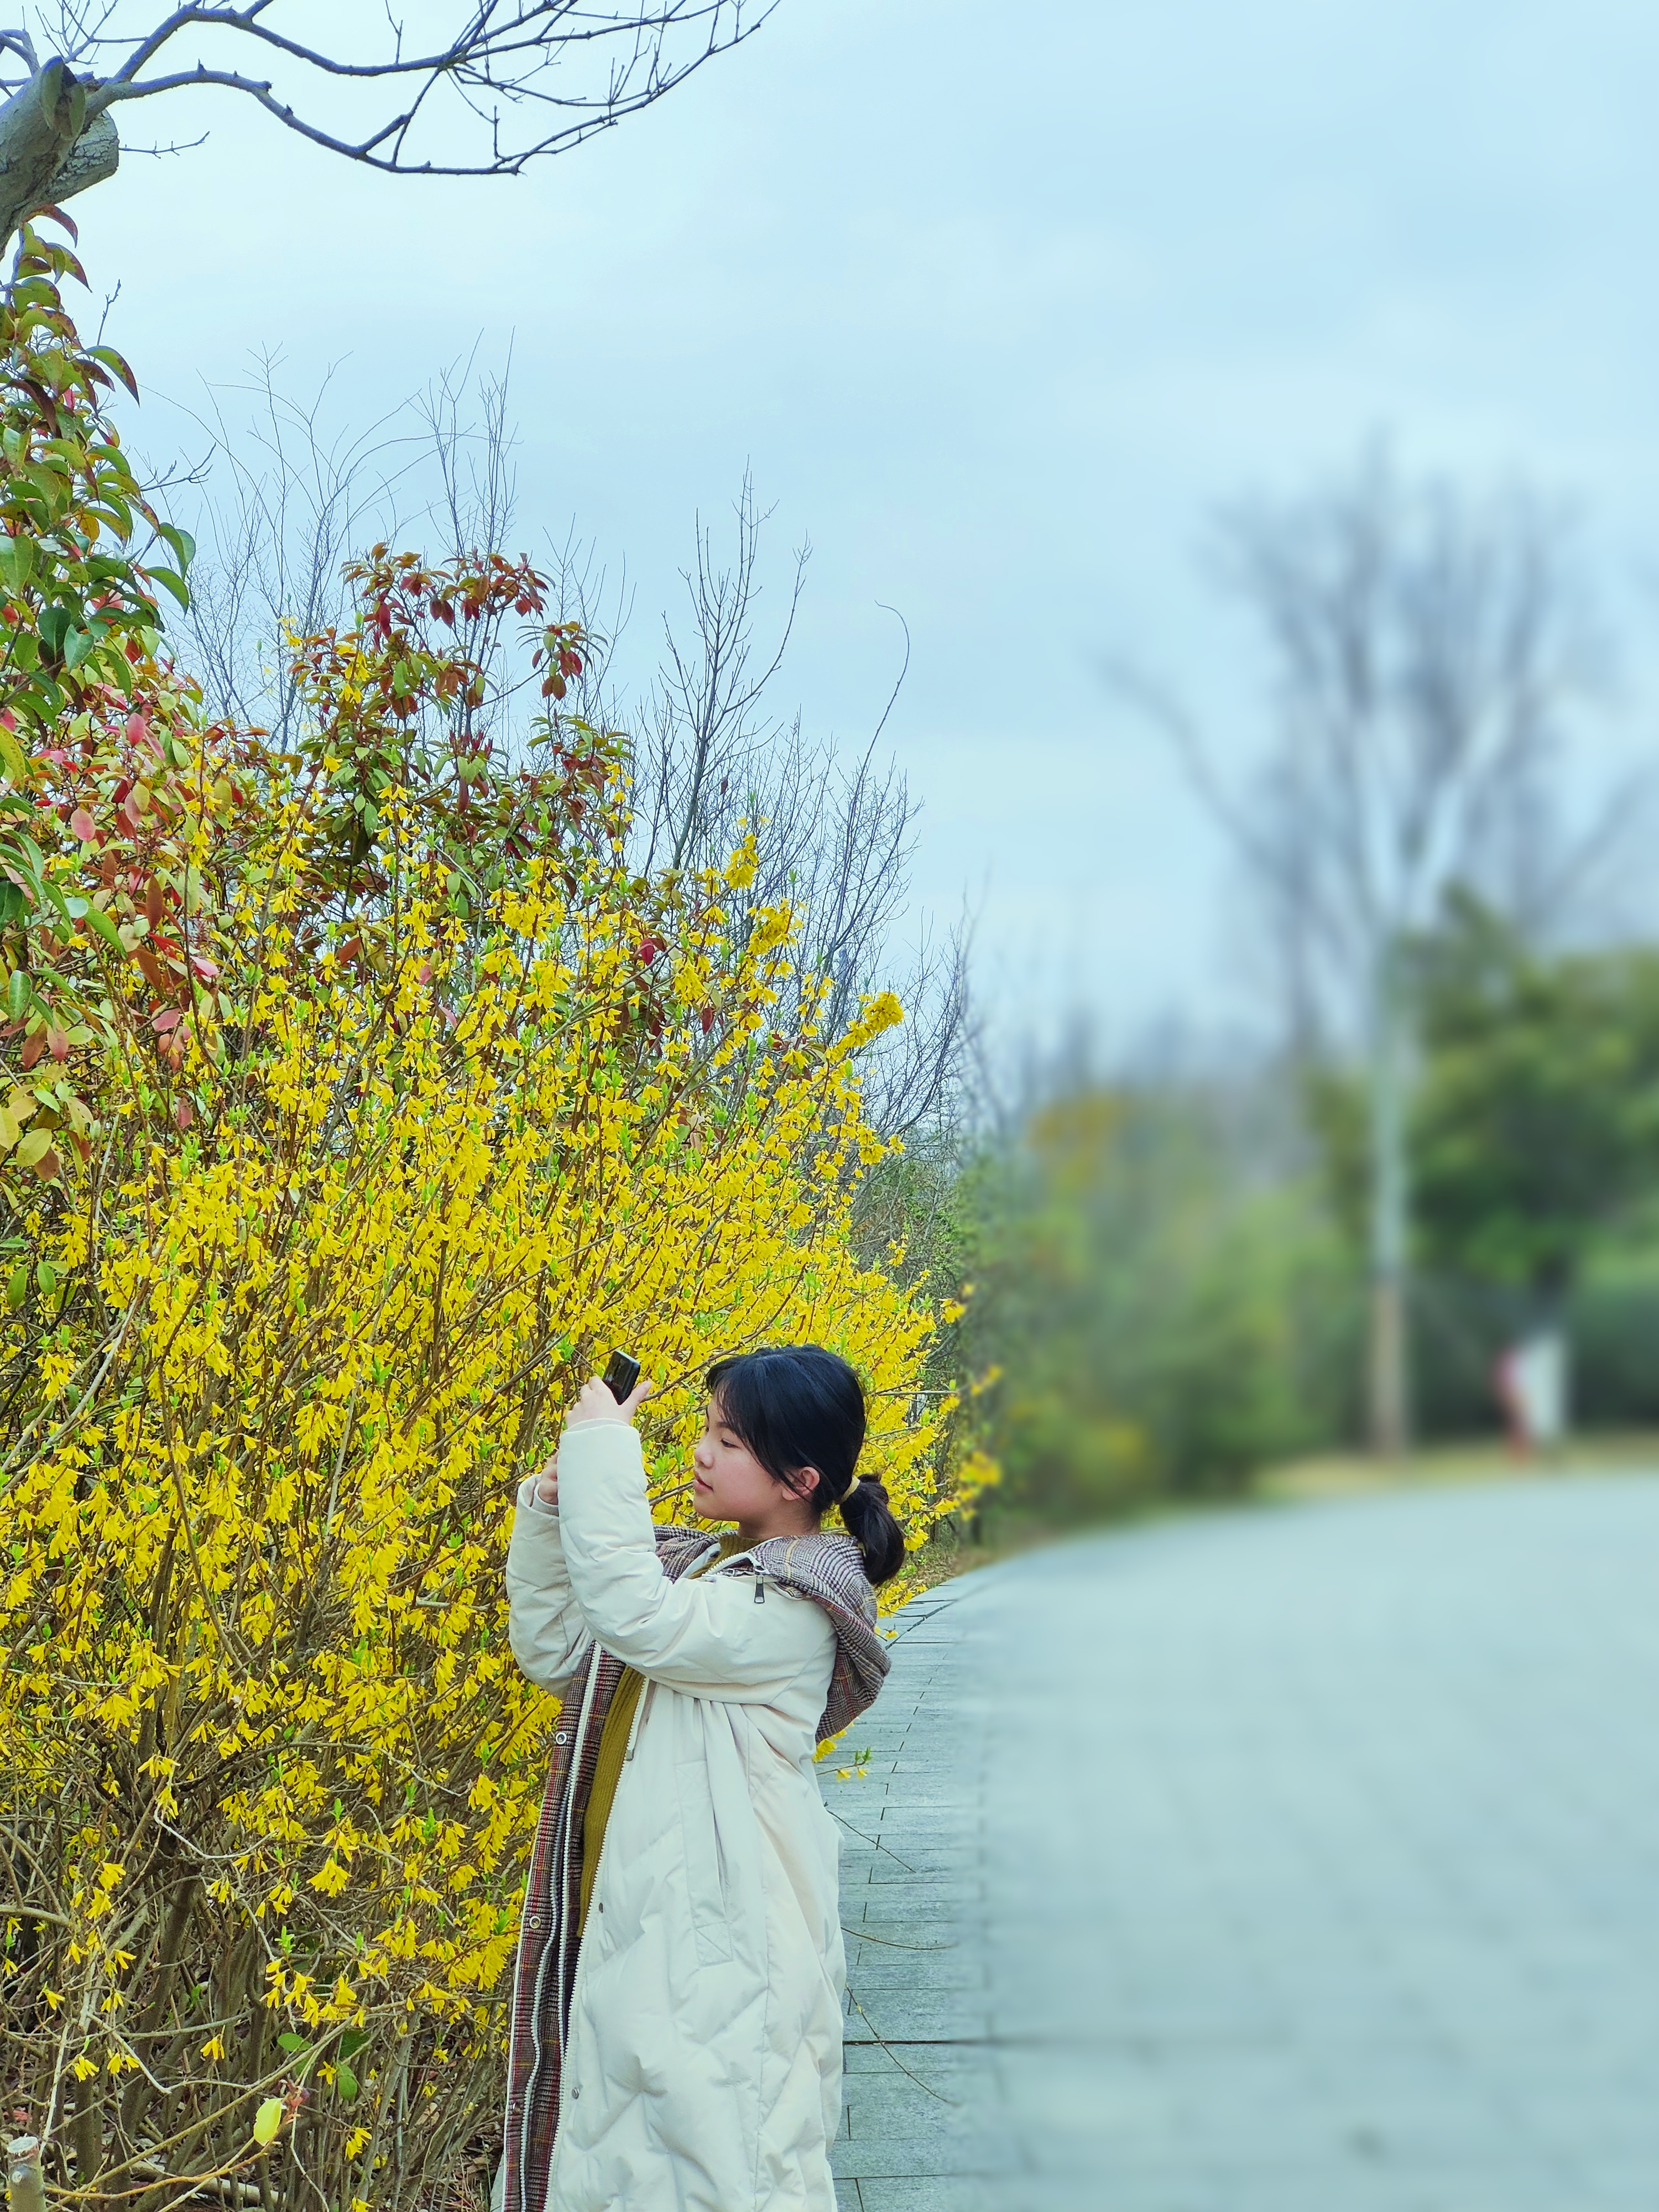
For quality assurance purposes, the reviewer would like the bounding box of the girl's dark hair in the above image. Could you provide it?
[705,1345,906,1585]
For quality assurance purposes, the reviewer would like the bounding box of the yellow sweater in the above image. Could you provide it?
[577,1530,744,1933]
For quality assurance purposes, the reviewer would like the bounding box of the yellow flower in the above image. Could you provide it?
[723,833,759,890]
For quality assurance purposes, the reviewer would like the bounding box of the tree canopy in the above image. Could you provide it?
[1411,894,1659,1295]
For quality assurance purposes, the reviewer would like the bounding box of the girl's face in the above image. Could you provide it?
[692,1394,810,1526]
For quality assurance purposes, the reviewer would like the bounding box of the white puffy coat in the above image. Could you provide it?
[505,1419,847,2212]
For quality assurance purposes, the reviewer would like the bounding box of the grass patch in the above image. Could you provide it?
[1257,1431,1659,1503]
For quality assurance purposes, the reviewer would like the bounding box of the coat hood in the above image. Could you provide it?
[742,1528,891,1742]
[654,1524,891,1742]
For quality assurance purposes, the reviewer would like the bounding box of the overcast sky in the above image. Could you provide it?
[63,0,1659,1042]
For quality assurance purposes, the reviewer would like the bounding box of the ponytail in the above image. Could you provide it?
[706,1345,908,1586]
[837,1474,906,1587]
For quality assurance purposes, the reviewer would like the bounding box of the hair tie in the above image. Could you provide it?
[842,1475,860,1496]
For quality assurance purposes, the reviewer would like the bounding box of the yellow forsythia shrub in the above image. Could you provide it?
[0,781,977,2211]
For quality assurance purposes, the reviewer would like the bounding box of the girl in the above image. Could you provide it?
[501,1345,907,2212]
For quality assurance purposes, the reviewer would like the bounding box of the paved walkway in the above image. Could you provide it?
[825,1474,1659,2212]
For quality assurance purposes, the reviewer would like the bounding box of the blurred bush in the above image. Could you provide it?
[960,1082,1359,1525]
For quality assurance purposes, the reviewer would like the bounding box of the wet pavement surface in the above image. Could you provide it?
[826,1474,1659,2212]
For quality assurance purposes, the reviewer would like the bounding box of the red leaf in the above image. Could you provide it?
[32,1145,61,1183]
[700,1006,716,1034]
[144,878,163,926]
[135,947,166,989]
[175,1098,194,1132]
[19,1031,44,1069]
[189,953,219,982]
[151,1008,181,1034]
[46,1025,69,1061]
[69,807,98,844]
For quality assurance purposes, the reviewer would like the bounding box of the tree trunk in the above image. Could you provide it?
[1367,938,1412,1459]
[1368,1269,1408,1460]
[0,61,119,251]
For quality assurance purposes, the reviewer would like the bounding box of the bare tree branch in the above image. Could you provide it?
[0,0,782,246]
[169,367,969,1139]
[549,473,972,1134]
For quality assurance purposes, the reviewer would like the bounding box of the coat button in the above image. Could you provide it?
[572,2086,581,2100]
[526,1916,539,1931]
[554,1731,570,1745]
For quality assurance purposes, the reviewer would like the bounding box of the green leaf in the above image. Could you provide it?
[149,567,190,613]
[25,461,67,510]
[335,2063,359,2102]
[252,2098,284,2149]
[14,1129,52,1167]
[88,344,139,401]
[157,522,195,573]
[41,878,77,926]
[4,1261,25,1308]
[337,2028,369,2060]
[80,901,126,952]
[0,534,36,591]
[0,727,27,786]
[62,626,93,670]
[276,2031,307,2054]
[0,1084,34,1152]
[8,969,30,1023]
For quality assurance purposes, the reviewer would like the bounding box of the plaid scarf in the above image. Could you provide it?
[499,1526,889,2212]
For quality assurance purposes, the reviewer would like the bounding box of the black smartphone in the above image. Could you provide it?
[602,1349,641,1402]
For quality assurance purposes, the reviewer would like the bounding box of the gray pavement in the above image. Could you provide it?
[823,1473,1659,2212]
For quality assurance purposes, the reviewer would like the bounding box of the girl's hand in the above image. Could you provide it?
[566,1371,654,1428]
[531,1451,559,1508]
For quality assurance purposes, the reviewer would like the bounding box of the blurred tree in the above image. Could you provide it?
[1114,451,1626,1458]
[1410,893,1659,1299]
